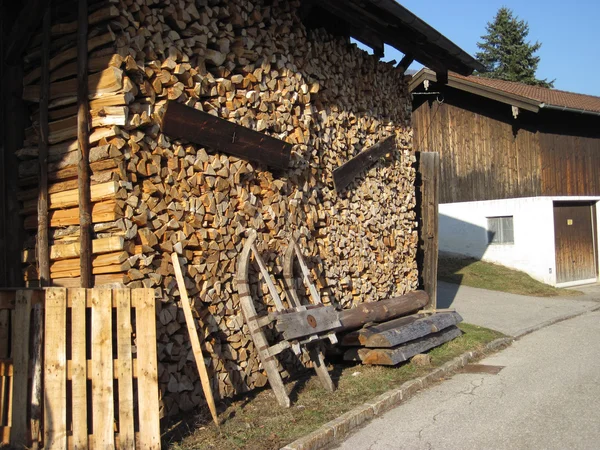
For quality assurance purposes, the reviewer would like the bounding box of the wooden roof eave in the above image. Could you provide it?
[409,69,541,114]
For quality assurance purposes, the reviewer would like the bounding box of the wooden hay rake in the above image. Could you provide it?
[0,288,161,449]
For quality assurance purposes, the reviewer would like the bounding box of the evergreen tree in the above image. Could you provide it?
[475,7,554,88]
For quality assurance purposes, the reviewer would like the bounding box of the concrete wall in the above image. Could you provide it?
[439,197,600,286]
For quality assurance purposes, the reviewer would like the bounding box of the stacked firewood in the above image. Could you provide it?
[18,0,419,416]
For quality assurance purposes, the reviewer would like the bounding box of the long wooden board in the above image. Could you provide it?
[134,289,161,449]
[116,289,135,449]
[333,135,396,193]
[44,288,68,449]
[70,289,88,449]
[91,289,115,449]
[161,100,292,170]
[10,291,32,448]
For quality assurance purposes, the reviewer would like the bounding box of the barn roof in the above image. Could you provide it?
[303,0,484,76]
[409,68,600,116]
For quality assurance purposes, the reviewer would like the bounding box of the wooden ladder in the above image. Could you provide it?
[236,230,340,407]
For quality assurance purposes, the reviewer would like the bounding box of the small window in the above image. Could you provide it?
[487,216,514,244]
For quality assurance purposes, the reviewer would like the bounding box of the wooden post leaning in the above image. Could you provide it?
[283,236,336,392]
[171,253,220,426]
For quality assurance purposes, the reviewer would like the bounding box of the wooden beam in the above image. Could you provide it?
[396,54,414,73]
[333,135,395,193]
[345,326,462,365]
[343,312,463,348]
[161,100,292,170]
[419,152,440,310]
[77,0,92,288]
[337,290,429,331]
[37,7,51,287]
[4,0,52,63]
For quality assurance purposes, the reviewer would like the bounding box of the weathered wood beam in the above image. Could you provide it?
[396,54,414,73]
[4,0,52,64]
[333,135,395,193]
[337,290,429,331]
[419,152,440,310]
[343,312,463,348]
[345,326,462,365]
[161,101,292,170]
[77,0,93,288]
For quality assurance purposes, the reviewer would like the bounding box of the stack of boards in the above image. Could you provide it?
[341,312,463,366]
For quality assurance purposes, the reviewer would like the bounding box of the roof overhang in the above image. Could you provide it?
[409,68,541,113]
[301,0,484,76]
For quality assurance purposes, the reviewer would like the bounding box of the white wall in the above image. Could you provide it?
[439,197,600,286]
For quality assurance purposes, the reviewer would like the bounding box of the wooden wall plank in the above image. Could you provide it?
[134,289,160,450]
[70,288,88,449]
[161,100,292,170]
[91,289,115,449]
[44,288,68,449]
[115,288,134,449]
[9,290,32,448]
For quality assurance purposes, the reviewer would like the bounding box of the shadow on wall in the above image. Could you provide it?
[435,213,492,308]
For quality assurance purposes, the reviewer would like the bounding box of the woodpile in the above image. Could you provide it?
[17,0,418,416]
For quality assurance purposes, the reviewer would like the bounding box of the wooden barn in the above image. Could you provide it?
[410,68,600,287]
[0,0,482,441]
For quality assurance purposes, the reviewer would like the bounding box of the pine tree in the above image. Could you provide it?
[475,7,554,88]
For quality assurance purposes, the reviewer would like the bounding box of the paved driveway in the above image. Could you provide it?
[438,281,600,336]
[336,309,600,450]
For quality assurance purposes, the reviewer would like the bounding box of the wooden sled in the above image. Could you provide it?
[236,230,340,407]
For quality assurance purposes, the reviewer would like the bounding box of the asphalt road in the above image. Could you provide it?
[336,310,600,450]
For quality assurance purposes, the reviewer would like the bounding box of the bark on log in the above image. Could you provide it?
[337,291,429,331]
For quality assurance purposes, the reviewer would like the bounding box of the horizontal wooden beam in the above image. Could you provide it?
[161,101,292,170]
[333,135,396,193]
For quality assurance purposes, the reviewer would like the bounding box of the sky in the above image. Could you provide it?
[379,0,600,96]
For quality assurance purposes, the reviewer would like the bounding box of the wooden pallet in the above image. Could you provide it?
[236,231,340,407]
[0,288,161,449]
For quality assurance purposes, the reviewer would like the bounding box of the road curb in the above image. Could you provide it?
[280,336,514,450]
[513,304,600,339]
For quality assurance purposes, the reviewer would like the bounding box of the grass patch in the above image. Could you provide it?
[165,323,505,450]
[438,256,582,297]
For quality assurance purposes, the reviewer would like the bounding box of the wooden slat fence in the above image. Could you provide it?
[0,288,161,449]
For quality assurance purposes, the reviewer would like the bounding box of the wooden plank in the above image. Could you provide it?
[10,291,33,448]
[30,304,44,447]
[91,289,115,449]
[23,200,120,229]
[364,312,463,348]
[161,100,292,170]
[333,135,396,193]
[70,289,88,450]
[337,291,429,331]
[347,326,462,366]
[20,181,119,214]
[22,236,126,263]
[171,255,219,426]
[44,288,68,449]
[274,306,341,341]
[250,244,285,311]
[134,289,161,449]
[419,152,440,310]
[115,289,134,449]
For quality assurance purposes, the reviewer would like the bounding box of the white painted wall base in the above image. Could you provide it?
[439,196,600,287]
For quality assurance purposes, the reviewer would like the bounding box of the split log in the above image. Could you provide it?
[345,326,463,366]
[341,312,463,348]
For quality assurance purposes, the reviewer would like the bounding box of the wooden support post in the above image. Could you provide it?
[30,10,51,446]
[419,152,440,310]
[77,0,92,288]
